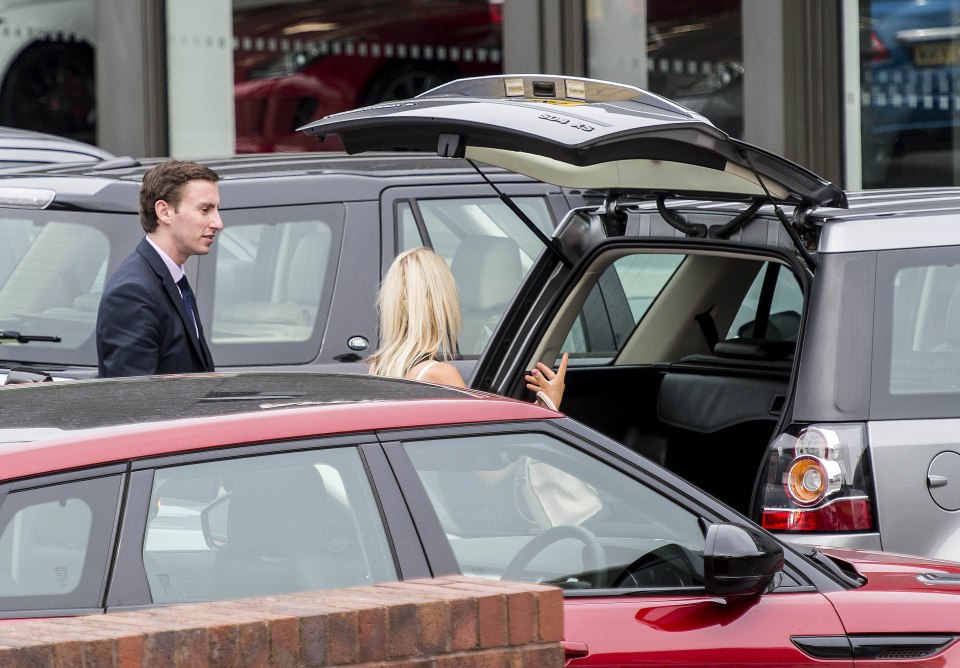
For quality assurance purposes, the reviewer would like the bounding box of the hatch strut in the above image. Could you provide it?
[466,158,572,269]
[737,147,817,269]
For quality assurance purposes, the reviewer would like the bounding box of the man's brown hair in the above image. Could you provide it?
[139,160,220,233]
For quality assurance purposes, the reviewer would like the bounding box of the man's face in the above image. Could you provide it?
[156,179,223,265]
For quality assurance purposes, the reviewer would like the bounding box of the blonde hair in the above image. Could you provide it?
[368,247,462,378]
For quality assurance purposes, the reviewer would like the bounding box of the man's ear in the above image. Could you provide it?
[155,199,171,224]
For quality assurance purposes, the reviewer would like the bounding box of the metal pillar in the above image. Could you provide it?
[95,0,168,157]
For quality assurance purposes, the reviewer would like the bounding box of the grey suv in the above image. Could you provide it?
[300,74,960,563]
[0,152,582,381]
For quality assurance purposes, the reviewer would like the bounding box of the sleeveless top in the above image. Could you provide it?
[413,360,439,381]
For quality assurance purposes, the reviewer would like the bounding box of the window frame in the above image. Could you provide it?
[108,435,427,610]
[0,465,125,618]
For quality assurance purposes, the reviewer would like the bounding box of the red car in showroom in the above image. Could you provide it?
[233,0,503,153]
[0,372,959,665]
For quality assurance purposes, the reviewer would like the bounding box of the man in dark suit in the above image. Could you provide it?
[96,160,222,377]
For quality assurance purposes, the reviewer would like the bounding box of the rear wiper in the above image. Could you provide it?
[0,330,62,343]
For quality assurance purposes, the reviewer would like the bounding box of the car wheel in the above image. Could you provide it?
[361,61,454,105]
[0,41,96,144]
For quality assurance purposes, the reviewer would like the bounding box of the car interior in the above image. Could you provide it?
[521,245,802,512]
[405,432,707,591]
[143,450,396,604]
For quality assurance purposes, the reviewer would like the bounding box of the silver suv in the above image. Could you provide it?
[301,74,960,562]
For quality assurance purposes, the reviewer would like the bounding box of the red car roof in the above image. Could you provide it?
[0,395,554,483]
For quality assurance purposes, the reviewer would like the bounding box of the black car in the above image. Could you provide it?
[0,152,583,381]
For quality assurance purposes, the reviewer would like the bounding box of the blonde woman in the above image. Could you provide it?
[368,247,568,409]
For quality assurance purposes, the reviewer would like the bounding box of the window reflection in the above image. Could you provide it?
[585,0,743,138]
[232,0,505,153]
[860,0,960,187]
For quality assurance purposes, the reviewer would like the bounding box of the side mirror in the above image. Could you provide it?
[703,522,783,596]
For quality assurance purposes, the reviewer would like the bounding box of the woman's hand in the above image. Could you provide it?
[526,352,569,411]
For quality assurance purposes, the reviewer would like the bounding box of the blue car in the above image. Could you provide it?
[863,0,960,186]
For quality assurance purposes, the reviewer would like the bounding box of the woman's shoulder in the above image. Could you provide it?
[408,360,466,388]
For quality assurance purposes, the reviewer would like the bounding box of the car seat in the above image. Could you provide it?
[451,235,523,355]
[211,463,363,599]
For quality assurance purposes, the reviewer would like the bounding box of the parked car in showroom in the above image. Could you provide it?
[0,0,95,145]
[1,371,960,665]
[233,0,503,153]
[0,0,502,153]
[298,73,960,565]
[0,151,580,382]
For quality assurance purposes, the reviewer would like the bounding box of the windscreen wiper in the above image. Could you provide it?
[0,330,61,344]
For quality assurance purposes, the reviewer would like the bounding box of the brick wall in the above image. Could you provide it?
[0,576,565,667]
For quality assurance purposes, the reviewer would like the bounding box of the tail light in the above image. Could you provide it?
[488,0,504,24]
[869,31,890,65]
[758,424,876,532]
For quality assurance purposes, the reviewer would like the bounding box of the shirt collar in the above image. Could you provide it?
[145,235,186,282]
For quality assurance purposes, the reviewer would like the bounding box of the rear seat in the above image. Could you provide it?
[659,338,794,432]
[655,338,794,510]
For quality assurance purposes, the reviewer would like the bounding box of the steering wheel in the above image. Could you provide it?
[502,525,605,586]
[610,543,697,589]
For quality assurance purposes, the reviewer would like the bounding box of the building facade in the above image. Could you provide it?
[2,1,952,190]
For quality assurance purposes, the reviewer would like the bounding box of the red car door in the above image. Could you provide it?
[563,592,851,666]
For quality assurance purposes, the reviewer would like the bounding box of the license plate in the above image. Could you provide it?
[913,41,960,67]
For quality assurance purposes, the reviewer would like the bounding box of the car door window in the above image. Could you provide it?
[876,250,960,409]
[726,262,803,342]
[0,475,122,611]
[204,204,343,365]
[553,253,800,366]
[405,432,705,591]
[142,446,396,603]
[0,217,110,348]
[398,197,555,355]
[561,253,684,363]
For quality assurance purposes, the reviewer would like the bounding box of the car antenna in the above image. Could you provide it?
[465,158,572,269]
[737,147,816,270]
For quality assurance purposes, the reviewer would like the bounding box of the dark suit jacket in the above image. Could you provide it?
[96,238,214,377]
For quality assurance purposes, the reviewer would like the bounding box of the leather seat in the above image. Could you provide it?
[451,235,523,354]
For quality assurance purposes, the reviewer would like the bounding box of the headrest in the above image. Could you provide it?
[287,230,330,305]
[451,235,523,311]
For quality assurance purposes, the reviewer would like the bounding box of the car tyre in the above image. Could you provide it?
[361,61,455,105]
[0,41,96,144]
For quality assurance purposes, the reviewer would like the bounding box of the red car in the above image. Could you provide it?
[1,372,959,664]
[233,0,503,153]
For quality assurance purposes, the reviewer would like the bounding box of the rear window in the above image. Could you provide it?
[873,245,960,417]
[398,196,555,355]
[0,475,122,613]
[0,211,140,366]
[203,204,344,365]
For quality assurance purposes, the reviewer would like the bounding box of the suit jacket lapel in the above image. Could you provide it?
[137,239,210,367]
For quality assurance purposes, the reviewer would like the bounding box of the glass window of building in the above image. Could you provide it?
[231,0,505,153]
[859,0,960,187]
[585,0,743,139]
